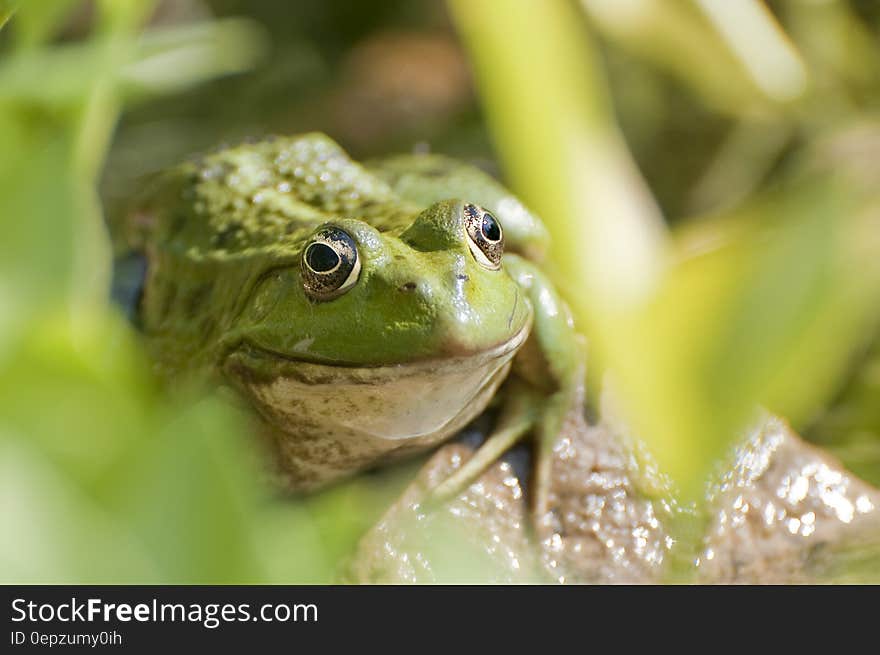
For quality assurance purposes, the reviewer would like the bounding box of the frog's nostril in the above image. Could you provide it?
[399,282,417,293]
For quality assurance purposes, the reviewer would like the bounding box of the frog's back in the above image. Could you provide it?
[132,133,419,257]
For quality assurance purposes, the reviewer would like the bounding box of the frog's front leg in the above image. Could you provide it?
[429,379,540,504]
[429,254,586,518]
[506,255,586,518]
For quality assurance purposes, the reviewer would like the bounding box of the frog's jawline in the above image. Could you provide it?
[234,321,529,372]
[224,323,529,445]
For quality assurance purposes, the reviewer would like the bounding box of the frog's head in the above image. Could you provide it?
[223,200,532,450]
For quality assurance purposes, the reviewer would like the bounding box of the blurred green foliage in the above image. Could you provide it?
[1,0,879,583]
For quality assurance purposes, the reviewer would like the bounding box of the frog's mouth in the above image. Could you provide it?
[223,323,529,442]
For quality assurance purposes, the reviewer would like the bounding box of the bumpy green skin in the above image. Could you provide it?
[132,133,580,491]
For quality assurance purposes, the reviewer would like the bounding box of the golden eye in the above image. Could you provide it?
[301,227,361,300]
[463,203,503,270]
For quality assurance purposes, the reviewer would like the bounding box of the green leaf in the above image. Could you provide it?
[0,19,266,105]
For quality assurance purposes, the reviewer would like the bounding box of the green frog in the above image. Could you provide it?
[127,133,584,509]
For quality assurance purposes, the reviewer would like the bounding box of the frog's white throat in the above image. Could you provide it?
[229,325,529,444]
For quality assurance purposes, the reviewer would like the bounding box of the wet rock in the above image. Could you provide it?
[535,406,675,583]
[697,414,880,583]
[346,443,542,583]
[347,410,880,583]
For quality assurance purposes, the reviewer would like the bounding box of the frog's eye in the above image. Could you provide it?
[301,227,361,301]
[463,203,503,270]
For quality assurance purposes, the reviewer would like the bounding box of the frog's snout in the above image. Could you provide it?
[399,199,465,253]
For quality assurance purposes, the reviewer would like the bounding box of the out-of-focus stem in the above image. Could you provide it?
[447,0,667,316]
[70,2,157,321]
[0,1,18,32]
[695,0,808,102]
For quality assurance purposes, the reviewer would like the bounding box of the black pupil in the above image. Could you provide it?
[481,213,501,241]
[306,243,340,272]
